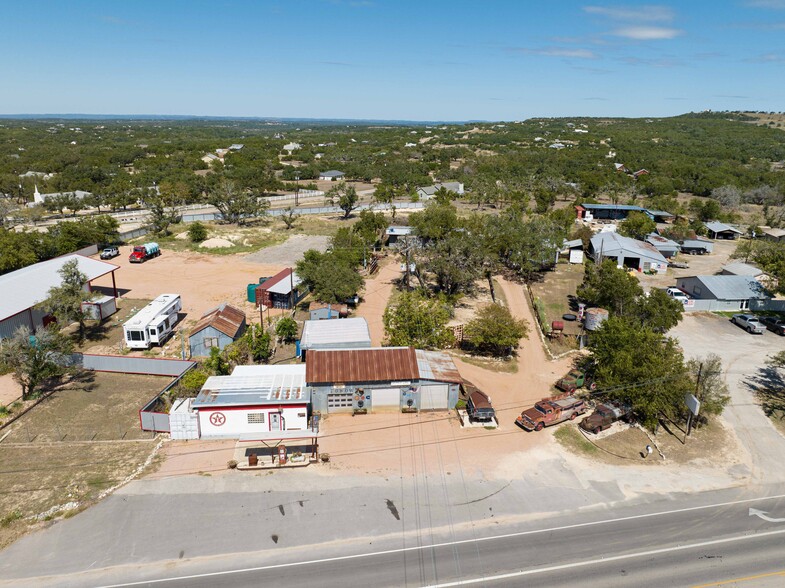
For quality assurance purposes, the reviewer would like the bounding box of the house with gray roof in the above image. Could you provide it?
[319,170,345,181]
[676,275,770,312]
[416,182,464,200]
[589,231,668,274]
[704,221,743,240]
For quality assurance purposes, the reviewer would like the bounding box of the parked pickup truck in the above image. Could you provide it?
[516,394,587,431]
[761,316,785,336]
[580,402,633,434]
[731,314,765,334]
[466,389,496,423]
[555,370,595,393]
[100,246,119,259]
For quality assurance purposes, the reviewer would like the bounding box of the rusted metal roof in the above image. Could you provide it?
[415,349,462,383]
[190,303,246,339]
[306,347,419,384]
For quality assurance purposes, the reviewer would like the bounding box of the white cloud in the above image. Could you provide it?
[511,47,598,59]
[746,53,785,63]
[583,5,674,22]
[612,26,682,39]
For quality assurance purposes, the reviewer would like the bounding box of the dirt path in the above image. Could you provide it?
[453,277,575,409]
[356,258,402,346]
[0,374,22,407]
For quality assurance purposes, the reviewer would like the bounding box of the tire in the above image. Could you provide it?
[594,426,601,435]
[731,317,737,325]
[747,326,753,333]
[535,422,544,432]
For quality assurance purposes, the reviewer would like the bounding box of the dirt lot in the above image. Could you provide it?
[638,238,739,291]
[355,256,402,346]
[0,372,167,548]
[1,372,167,443]
[529,261,585,354]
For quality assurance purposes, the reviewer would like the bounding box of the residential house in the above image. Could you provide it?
[589,231,669,273]
[189,303,246,357]
[319,170,345,181]
[415,182,465,201]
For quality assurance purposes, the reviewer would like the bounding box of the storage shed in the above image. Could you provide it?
[306,347,461,413]
[255,268,304,309]
[189,303,246,357]
[81,295,117,321]
[308,302,348,321]
[192,365,310,439]
[386,225,415,246]
[645,233,680,258]
[704,221,743,240]
[299,317,371,358]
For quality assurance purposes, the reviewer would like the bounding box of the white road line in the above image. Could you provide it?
[425,528,785,587]
[97,492,785,587]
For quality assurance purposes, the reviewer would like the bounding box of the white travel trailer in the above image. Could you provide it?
[123,294,182,349]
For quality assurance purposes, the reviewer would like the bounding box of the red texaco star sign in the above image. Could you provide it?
[209,412,226,426]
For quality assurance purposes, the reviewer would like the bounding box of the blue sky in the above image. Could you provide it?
[2,0,784,120]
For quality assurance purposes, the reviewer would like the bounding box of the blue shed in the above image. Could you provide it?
[189,303,246,357]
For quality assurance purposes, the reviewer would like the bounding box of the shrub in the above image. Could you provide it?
[188,221,208,243]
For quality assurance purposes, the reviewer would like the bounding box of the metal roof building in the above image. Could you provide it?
[676,275,769,305]
[189,303,246,357]
[721,262,764,277]
[0,254,119,339]
[300,317,371,356]
[704,221,743,240]
[589,231,668,273]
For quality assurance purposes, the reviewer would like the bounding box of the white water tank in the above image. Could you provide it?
[584,308,609,331]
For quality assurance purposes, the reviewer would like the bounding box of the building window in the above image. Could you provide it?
[126,330,144,341]
[248,413,265,424]
[204,337,219,348]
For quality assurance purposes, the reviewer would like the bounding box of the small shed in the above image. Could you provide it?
[255,268,304,310]
[193,365,310,439]
[645,233,680,258]
[560,238,584,264]
[386,225,415,246]
[189,303,246,357]
[704,221,743,240]
[308,301,348,321]
[81,295,117,321]
[299,317,371,358]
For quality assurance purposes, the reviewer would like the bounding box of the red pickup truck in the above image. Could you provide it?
[516,394,587,432]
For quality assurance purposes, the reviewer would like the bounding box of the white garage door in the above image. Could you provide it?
[420,385,448,410]
[327,392,353,413]
[372,388,400,409]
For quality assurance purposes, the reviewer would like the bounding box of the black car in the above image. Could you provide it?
[761,316,785,335]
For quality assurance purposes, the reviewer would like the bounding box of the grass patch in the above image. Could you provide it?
[454,352,519,374]
[554,425,598,455]
[1,510,22,528]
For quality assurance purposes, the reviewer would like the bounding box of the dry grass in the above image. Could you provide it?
[529,262,585,354]
[76,298,152,354]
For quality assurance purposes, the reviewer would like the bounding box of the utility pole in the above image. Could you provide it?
[294,173,300,207]
[687,362,703,438]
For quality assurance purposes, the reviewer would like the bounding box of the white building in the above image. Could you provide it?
[299,317,372,358]
[191,365,310,439]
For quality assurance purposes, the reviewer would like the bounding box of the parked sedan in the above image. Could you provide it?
[761,316,785,335]
[731,314,765,334]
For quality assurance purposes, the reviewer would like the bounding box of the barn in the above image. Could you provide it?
[306,347,462,414]
[0,254,119,340]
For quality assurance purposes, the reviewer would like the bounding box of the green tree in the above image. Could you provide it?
[383,291,454,349]
[188,221,208,243]
[296,249,364,303]
[633,288,684,333]
[577,259,643,316]
[325,182,359,219]
[37,259,93,341]
[689,198,723,222]
[208,180,269,225]
[280,207,299,230]
[178,368,209,396]
[421,232,485,295]
[409,202,459,241]
[204,346,230,375]
[618,211,656,240]
[275,317,298,343]
[0,326,74,400]
[685,354,730,422]
[464,304,528,357]
[588,317,688,429]
[352,210,387,246]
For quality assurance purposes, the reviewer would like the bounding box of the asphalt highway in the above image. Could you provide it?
[13,486,785,588]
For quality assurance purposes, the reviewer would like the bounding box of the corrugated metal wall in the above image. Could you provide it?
[75,354,196,377]
[0,308,49,340]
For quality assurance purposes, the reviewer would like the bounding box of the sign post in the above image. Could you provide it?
[685,393,701,440]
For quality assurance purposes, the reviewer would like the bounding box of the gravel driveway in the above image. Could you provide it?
[244,234,330,266]
[672,312,785,482]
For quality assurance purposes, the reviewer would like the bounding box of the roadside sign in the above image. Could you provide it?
[685,393,701,416]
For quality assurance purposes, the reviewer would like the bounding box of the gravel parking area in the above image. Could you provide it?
[244,234,330,266]
[671,312,785,483]
[638,239,739,291]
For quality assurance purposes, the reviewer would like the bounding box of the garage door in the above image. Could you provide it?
[372,388,400,409]
[327,391,353,413]
[420,385,448,410]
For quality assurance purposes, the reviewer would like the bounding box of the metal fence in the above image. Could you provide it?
[73,354,196,377]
